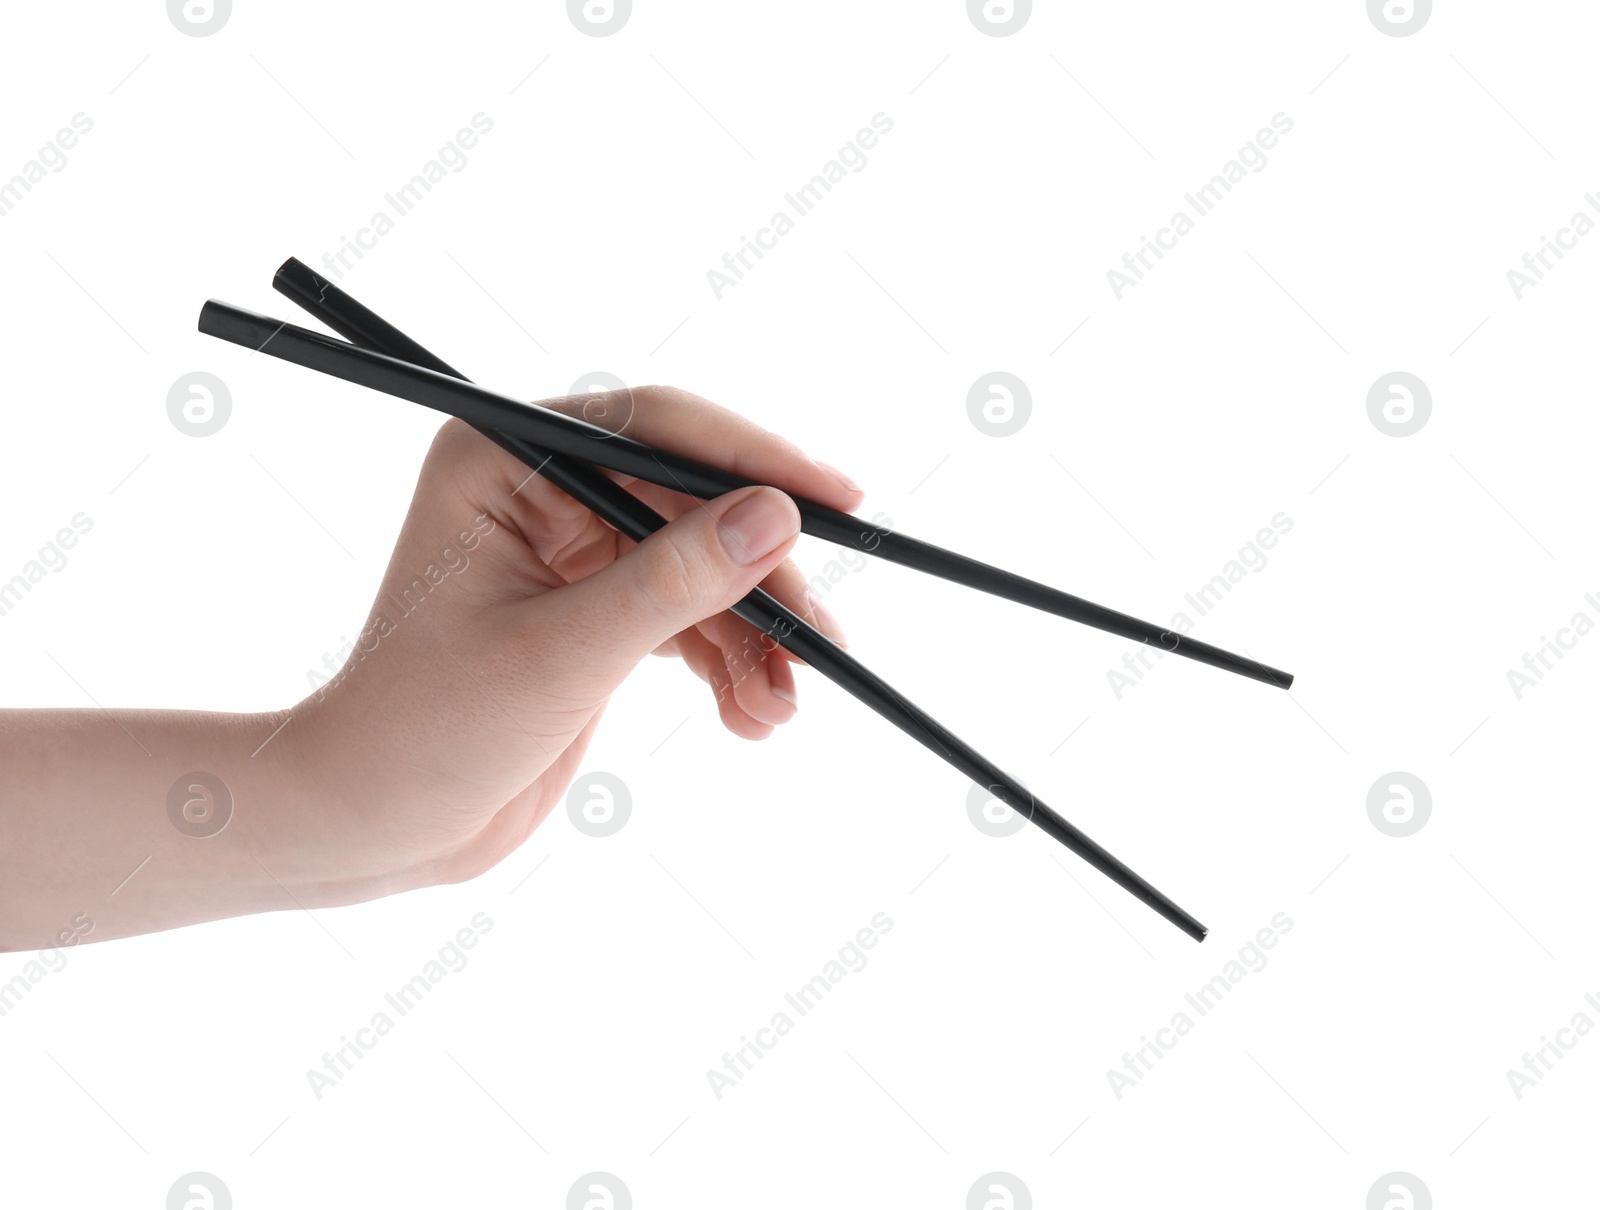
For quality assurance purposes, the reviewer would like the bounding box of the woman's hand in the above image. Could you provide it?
[0,386,861,947]
[288,385,861,891]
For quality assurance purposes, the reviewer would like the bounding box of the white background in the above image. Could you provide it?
[0,1,1594,1206]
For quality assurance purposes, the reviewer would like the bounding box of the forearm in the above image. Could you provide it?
[0,706,414,949]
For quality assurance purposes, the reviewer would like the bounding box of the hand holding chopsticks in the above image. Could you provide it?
[197,260,1298,942]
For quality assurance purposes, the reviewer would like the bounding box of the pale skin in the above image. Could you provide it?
[0,386,859,951]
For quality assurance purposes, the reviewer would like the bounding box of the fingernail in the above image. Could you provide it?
[814,460,862,493]
[771,686,797,708]
[806,591,848,647]
[719,489,799,566]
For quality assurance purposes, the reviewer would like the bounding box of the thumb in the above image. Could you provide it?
[528,485,802,686]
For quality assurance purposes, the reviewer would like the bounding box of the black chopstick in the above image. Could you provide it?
[200,294,1289,688]
[212,282,1207,942]
[271,259,672,543]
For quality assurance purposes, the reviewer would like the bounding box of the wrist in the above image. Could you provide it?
[270,687,452,903]
[244,701,430,910]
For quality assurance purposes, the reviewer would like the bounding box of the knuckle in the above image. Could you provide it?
[429,416,480,457]
[640,536,705,616]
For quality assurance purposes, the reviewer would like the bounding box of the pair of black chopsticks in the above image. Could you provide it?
[197,259,1295,942]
